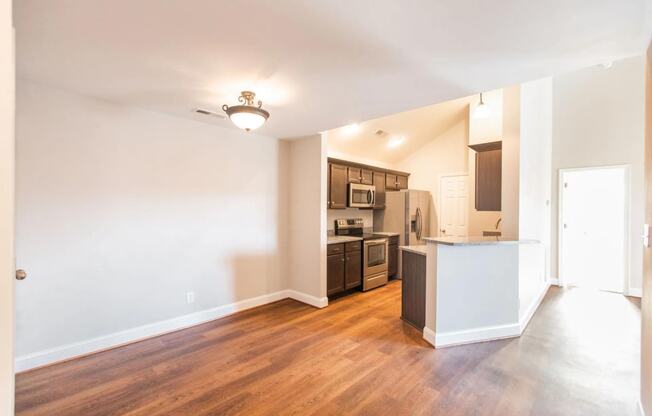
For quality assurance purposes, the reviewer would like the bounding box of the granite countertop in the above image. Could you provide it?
[424,236,539,246]
[327,235,363,244]
[400,245,427,256]
[372,231,400,237]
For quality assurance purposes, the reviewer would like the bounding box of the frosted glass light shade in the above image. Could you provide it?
[229,111,267,131]
[473,102,490,119]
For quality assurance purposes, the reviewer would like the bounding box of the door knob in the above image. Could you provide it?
[15,269,27,280]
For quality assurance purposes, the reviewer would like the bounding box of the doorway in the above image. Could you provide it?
[559,166,629,294]
[438,174,468,237]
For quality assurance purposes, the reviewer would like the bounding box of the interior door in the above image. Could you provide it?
[560,167,626,293]
[439,175,468,237]
[0,2,14,412]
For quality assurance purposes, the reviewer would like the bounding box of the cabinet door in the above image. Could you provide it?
[329,164,348,209]
[388,244,399,277]
[373,171,386,209]
[327,254,345,295]
[397,175,408,190]
[344,251,362,289]
[475,149,501,211]
[401,251,426,330]
[361,169,373,185]
[347,167,361,183]
[386,173,397,190]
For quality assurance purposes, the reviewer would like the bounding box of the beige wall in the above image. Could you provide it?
[501,85,521,240]
[0,0,13,411]
[551,56,646,292]
[641,43,652,416]
[394,113,468,237]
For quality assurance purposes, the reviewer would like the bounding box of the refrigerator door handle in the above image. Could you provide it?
[416,207,422,240]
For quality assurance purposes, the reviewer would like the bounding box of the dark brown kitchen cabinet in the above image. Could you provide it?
[373,171,386,209]
[360,169,373,185]
[327,252,345,296]
[388,240,399,278]
[328,242,362,296]
[401,250,426,330]
[386,173,397,190]
[347,167,361,184]
[397,175,408,190]
[469,141,502,212]
[328,163,348,209]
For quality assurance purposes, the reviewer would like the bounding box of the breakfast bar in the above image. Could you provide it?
[416,236,547,348]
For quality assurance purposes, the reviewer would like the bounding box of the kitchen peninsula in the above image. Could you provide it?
[415,236,548,348]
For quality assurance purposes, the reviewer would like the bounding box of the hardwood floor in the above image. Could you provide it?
[15,281,640,415]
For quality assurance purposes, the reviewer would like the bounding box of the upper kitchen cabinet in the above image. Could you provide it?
[396,175,408,190]
[347,166,361,183]
[469,141,501,211]
[360,169,373,185]
[372,171,386,209]
[386,173,408,190]
[386,173,397,190]
[328,163,348,209]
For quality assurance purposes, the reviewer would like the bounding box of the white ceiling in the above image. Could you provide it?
[14,1,652,138]
[327,95,473,164]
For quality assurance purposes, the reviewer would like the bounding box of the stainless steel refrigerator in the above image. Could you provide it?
[374,189,431,278]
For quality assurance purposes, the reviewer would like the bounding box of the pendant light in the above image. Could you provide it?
[473,92,490,119]
[222,91,270,131]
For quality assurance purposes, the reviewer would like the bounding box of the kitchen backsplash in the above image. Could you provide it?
[327,208,373,230]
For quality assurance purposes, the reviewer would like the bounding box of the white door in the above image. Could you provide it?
[0,0,14,413]
[439,175,468,237]
[560,167,627,293]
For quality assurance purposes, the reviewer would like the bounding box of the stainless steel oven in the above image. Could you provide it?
[348,183,375,208]
[363,238,388,291]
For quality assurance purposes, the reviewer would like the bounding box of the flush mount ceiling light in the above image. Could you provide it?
[387,136,406,148]
[222,91,270,131]
[473,92,490,119]
[342,123,361,136]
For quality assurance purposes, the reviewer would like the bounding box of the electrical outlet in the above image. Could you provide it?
[186,291,195,304]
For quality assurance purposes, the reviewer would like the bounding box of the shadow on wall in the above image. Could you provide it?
[228,253,284,301]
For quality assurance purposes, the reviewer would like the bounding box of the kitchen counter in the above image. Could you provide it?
[372,231,400,237]
[400,245,427,256]
[424,236,539,246]
[327,235,363,244]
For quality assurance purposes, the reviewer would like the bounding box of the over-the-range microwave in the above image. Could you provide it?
[348,183,376,208]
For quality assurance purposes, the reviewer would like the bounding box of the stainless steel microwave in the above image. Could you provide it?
[348,183,376,208]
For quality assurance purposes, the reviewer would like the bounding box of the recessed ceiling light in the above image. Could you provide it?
[222,91,270,131]
[387,136,405,148]
[342,123,361,136]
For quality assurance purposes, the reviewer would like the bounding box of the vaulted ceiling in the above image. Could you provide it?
[14,0,652,138]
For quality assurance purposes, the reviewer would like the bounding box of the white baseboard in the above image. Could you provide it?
[422,326,436,347]
[547,278,560,286]
[433,323,521,348]
[15,289,325,372]
[639,399,646,416]
[286,290,328,308]
[519,282,551,332]
[628,288,643,298]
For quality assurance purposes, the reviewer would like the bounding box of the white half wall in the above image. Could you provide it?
[551,56,646,291]
[15,80,292,368]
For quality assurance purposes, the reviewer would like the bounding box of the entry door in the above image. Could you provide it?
[560,167,627,293]
[439,175,468,237]
[0,1,14,412]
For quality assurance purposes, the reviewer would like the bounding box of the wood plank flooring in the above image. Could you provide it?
[15,281,641,415]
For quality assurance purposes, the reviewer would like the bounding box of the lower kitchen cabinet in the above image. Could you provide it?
[327,242,362,296]
[401,250,426,330]
[388,237,399,278]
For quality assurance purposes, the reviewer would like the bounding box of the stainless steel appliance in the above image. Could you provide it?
[373,189,431,278]
[335,218,388,291]
[348,183,375,208]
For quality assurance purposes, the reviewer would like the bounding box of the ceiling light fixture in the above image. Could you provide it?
[222,91,270,131]
[473,92,490,119]
[387,136,405,148]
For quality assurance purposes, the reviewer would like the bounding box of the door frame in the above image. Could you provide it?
[557,164,631,293]
[437,172,469,237]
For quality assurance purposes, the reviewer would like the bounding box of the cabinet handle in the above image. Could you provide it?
[342,258,345,262]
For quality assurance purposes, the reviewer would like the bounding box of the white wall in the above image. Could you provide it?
[15,80,291,365]
[395,116,468,236]
[501,85,521,240]
[287,135,328,300]
[551,56,646,292]
[0,0,14,411]
[518,78,553,319]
